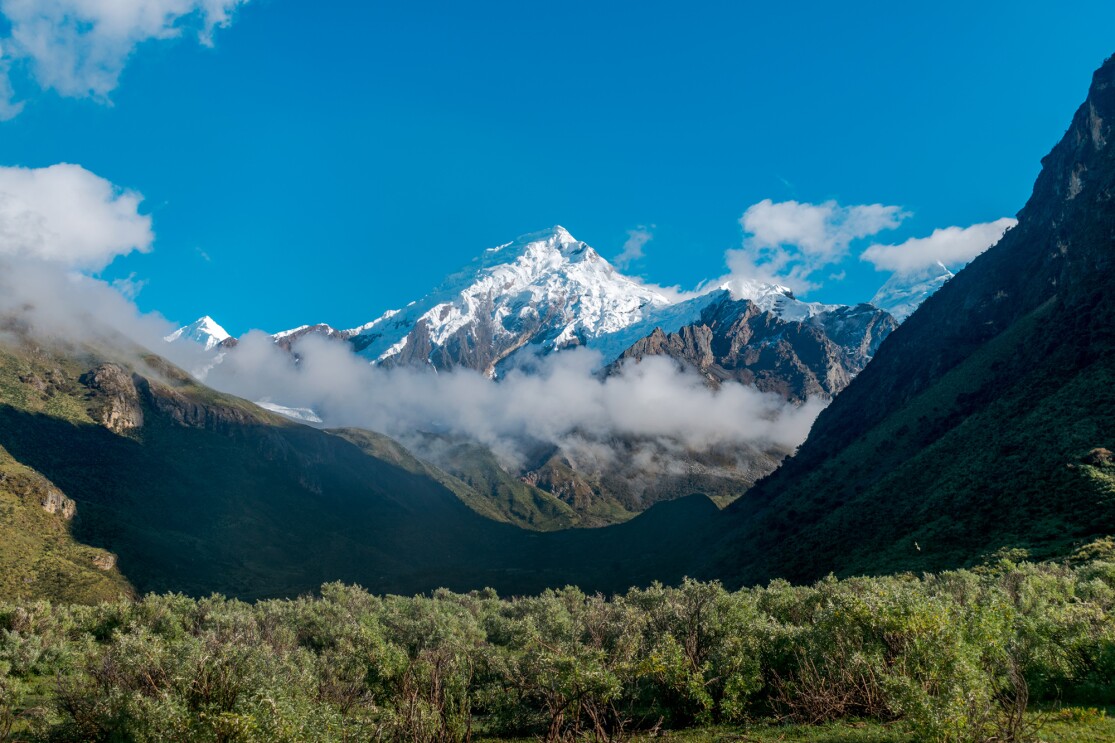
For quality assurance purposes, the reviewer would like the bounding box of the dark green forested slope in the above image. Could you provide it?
[700,55,1115,585]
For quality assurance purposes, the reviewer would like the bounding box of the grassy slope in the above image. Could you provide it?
[0,447,131,604]
[0,346,132,604]
[0,341,491,598]
[332,429,582,530]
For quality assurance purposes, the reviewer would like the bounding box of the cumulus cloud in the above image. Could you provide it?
[725,199,906,291]
[614,225,653,269]
[0,164,153,270]
[0,162,214,370]
[0,0,248,117]
[860,217,1017,274]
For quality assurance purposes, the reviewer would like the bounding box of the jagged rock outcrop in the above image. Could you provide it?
[79,364,144,433]
[611,296,897,402]
[134,376,257,432]
[0,469,77,519]
[40,487,76,519]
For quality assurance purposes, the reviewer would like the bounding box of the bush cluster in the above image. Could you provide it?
[0,556,1112,742]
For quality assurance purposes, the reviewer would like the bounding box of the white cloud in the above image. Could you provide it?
[726,199,906,291]
[0,0,248,115]
[614,225,653,269]
[200,335,824,472]
[860,217,1017,274]
[0,163,153,270]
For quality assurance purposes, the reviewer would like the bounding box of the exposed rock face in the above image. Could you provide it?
[91,553,117,571]
[271,324,350,353]
[79,364,144,434]
[133,376,257,433]
[0,470,76,519]
[611,296,897,402]
[40,487,76,519]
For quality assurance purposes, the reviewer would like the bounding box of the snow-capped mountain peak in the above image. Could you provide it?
[345,226,679,373]
[718,277,837,322]
[870,262,954,321]
[165,316,230,351]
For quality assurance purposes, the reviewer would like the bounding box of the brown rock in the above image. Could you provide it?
[80,363,144,433]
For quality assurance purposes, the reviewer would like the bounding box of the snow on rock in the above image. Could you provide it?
[164,316,231,351]
[346,226,681,372]
[870,262,954,322]
[718,277,837,321]
[254,401,324,424]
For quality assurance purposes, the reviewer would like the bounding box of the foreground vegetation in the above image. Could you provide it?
[0,547,1112,742]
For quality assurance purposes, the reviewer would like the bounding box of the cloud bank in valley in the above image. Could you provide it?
[201,332,825,470]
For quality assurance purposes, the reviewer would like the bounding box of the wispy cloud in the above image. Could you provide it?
[111,272,148,299]
[614,225,653,269]
[860,218,1016,274]
[0,0,249,118]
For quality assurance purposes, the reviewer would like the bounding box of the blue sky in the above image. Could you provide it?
[1,1,1113,335]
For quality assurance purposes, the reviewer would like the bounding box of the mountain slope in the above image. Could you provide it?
[332,428,582,531]
[702,53,1115,585]
[163,230,899,527]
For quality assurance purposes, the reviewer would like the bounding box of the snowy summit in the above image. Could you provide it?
[164,316,231,351]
